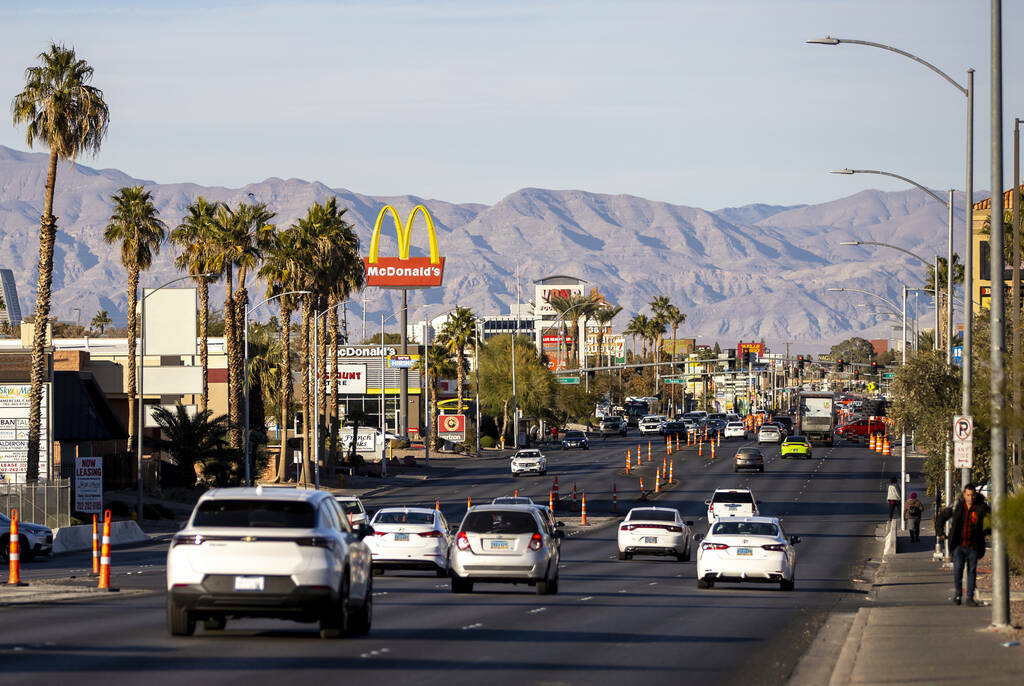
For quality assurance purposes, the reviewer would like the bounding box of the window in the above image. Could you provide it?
[712,521,778,537]
[320,502,341,531]
[373,511,435,525]
[462,511,539,535]
[712,491,754,505]
[627,509,676,522]
[193,500,317,529]
[337,500,364,516]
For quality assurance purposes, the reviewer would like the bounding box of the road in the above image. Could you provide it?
[0,434,896,685]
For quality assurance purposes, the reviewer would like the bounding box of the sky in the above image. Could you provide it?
[1,0,1021,210]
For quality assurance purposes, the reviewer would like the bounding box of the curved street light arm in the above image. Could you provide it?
[832,169,948,208]
[840,240,932,267]
[827,287,901,313]
[808,37,967,95]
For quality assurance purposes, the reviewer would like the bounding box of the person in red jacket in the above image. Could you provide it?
[936,483,990,607]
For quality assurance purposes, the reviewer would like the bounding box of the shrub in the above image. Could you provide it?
[1001,489,1024,574]
[481,435,496,449]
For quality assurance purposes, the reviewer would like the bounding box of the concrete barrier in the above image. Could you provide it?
[882,519,897,557]
[53,521,149,554]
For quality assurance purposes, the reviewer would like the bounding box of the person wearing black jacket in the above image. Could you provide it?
[936,483,990,607]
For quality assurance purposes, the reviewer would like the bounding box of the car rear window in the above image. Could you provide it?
[193,500,317,528]
[785,437,808,444]
[462,511,538,534]
[712,521,779,537]
[628,509,676,522]
[736,448,761,455]
[374,511,435,525]
[712,491,754,504]
[565,431,585,439]
[336,500,363,515]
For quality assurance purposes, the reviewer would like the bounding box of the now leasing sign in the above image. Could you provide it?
[74,457,103,514]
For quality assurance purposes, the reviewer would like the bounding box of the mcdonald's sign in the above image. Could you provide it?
[364,204,446,288]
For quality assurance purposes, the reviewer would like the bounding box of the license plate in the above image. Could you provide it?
[234,575,265,591]
[737,547,752,556]
[486,539,509,550]
[394,533,409,542]
[642,536,658,544]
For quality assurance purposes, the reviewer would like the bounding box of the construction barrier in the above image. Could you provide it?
[92,514,99,575]
[581,491,588,526]
[8,508,23,586]
[883,437,892,456]
[97,509,112,591]
[868,434,876,450]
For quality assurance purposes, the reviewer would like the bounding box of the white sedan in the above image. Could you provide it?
[366,507,451,577]
[511,449,547,477]
[696,516,800,591]
[723,422,747,439]
[757,425,782,444]
[617,507,694,561]
[335,496,367,526]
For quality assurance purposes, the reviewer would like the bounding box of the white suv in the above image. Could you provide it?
[705,488,759,524]
[639,415,666,436]
[511,449,547,477]
[166,487,374,638]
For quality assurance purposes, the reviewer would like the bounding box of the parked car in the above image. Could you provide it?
[367,507,451,577]
[598,416,628,437]
[780,435,813,459]
[166,487,373,637]
[0,512,52,561]
[561,430,589,450]
[696,516,800,591]
[510,449,547,477]
[617,507,694,561]
[734,447,765,473]
[639,415,667,436]
[449,505,563,594]
[705,488,759,523]
[723,421,747,439]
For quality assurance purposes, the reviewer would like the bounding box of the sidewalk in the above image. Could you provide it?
[827,517,1024,685]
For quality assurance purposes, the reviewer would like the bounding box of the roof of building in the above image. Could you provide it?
[973,183,1024,211]
[533,275,586,285]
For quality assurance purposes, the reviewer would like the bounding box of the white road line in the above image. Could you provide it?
[528,607,547,614]
[579,596,593,601]
[461,622,484,629]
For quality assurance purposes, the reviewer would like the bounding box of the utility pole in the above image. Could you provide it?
[1012,117,1022,486]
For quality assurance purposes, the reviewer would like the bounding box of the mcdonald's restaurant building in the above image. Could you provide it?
[971,184,1023,314]
[331,344,425,439]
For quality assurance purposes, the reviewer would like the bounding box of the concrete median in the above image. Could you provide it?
[53,521,149,554]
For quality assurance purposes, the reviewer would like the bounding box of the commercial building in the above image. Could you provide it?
[971,184,1023,313]
[0,269,21,327]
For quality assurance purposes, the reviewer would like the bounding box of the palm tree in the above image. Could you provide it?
[624,314,645,361]
[648,295,672,366]
[645,315,666,365]
[593,305,623,366]
[103,186,166,455]
[147,404,233,488]
[90,310,111,335]
[547,293,598,368]
[631,314,651,361]
[440,307,478,413]
[418,342,457,449]
[170,196,222,412]
[662,304,687,410]
[12,42,109,481]
[925,254,964,352]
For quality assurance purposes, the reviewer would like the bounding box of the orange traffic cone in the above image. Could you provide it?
[648,441,652,462]
[581,491,588,526]
[626,451,632,474]
[97,509,112,591]
[8,508,25,586]
[655,470,661,493]
[91,513,100,576]
[467,496,472,509]
[435,499,440,511]
[669,459,674,484]
[699,440,703,457]
[639,477,645,493]
[514,489,519,498]
[675,434,680,451]
[549,490,554,512]
[711,442,716,460]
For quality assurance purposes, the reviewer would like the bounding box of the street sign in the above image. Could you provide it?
[388,354,419,369]
[438,414,466,442]
[555,376,580,385]
[664,378,687,384]
[953,415,973,468]
[882,372,895,380]
[74,457,102,514]
[952,345,963,367]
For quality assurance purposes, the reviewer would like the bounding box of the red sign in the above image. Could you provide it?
[737,341,764,356]
[364,257,445,288]
[438,413,466,441]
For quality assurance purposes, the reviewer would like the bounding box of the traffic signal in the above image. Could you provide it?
[836,358,845,372]
[797,354,805,370]
[854,369,860,380]
[871,360,879,375]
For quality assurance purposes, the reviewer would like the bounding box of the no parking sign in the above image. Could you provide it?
[953,415,973,468]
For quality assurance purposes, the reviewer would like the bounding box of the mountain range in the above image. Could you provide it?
[0,144,976,353]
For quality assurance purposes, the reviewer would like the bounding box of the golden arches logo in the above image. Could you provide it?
[363,204,445,288]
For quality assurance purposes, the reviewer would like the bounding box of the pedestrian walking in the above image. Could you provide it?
[886,477,900,520]
[903,492,924,542]
[936,483,989,606]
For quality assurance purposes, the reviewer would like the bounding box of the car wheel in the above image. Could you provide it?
[167,596,196,637]
[346,578,373,637]
[203,617,226,631]
[19,536,34,562]
[780,579,795,592]
[682,542,691,562]
[319,574,351,639]
[697,577,713,589]
[617,550,629,561]
[451,575,474,593]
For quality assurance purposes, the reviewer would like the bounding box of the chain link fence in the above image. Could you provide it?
[0,480,72,528]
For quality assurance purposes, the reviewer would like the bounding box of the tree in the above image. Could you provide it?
[828,337,875,365]
[147,404,234,488]
[171,196,222,412]
[103,185,166,455]
[479,334,555,440]
[90,310,111,335]
[644,315,666,365]
[12,42,109,481]
[925,254,965,353]
[418,343,457,449]
[630,314,651,361]
[624,314,645,360]
[592,304,622,367]
[440,307,478,413]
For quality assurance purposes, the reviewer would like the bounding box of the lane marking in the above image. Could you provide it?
[579,596,593,601]
[461,622,484,630]
[528,607,547,614]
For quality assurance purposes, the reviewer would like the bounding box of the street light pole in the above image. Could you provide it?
[137,274,210,523]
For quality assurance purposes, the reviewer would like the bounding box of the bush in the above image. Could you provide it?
[480,435,496,449]
[1002,489,1024,574]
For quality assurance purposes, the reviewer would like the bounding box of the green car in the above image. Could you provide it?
[780,435,812,459]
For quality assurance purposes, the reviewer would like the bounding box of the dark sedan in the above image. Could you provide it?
[561,430,589,450]
[734,447,765,473]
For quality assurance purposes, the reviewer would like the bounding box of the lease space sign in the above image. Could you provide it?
[74,457,103,514]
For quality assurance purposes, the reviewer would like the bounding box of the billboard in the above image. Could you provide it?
[534,283,585,316]
[737,341,764,357]
[0,383,50,481]
[438,414,466,442]
[364,205,445,288]
[334,364,367,394]
[143,287,197,355]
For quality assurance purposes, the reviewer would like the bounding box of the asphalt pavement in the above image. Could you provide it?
[0,433,896,685]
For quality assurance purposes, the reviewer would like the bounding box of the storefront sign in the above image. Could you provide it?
[0,383,49,480]
[364,205,445,288]
[334,364,367,394]
[438,414,466,442]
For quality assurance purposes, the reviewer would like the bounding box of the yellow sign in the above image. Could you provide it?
[364,205,445,288]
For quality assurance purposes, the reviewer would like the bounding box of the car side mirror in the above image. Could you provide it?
[789,535,801,545]
[685,520,694,527]
[354,523,374,540]
[694,534,704,542]
[704,500,711,506]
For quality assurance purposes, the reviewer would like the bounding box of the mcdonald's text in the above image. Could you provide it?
[364,256,445,288]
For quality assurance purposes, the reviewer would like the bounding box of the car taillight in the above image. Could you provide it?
[701,542,729,551]
[374,531,388,536]
[171,534,202,547]
[762,544,786,552]
[418,530,442,538]
[528,533,543,551]
[666,525,682,533]
[456,531,470,550]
